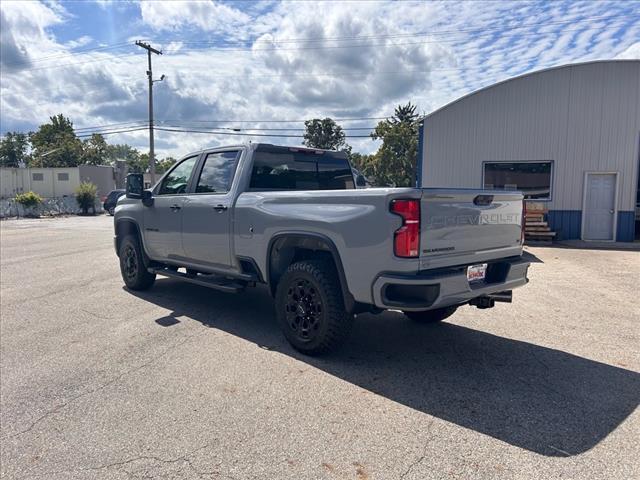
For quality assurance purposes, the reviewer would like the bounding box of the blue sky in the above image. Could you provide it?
[1,0,639,158]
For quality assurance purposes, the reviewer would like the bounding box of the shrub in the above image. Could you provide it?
[14,191,43,208]
[75,182,97,215]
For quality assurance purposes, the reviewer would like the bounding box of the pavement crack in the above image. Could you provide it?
[400,418,436,480]
[4,332,199,441]
[88,444,229,480]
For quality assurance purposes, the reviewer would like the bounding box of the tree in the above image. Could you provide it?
[0,132,29,167]
[75,182,97,215]
[105,143,141,164]
[156,156,176,174]
[368,102,422,187]
[348,152,377,180]
[127,152,149,173]
[82,133,109,165]
[303,118,348,151]
[29,114,83,167]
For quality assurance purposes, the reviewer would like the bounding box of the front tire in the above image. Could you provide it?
[404,305,457,324]
[108,206,115,216]
[119,235,155,290]
[275,259,353,355]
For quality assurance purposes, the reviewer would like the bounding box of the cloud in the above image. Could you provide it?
[64,35,93,50]
[0,0,65,71]
[615,42,640,59]
[1,0,639,159]
[139,0,250,33]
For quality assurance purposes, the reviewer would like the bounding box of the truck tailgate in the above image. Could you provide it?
[420,189,523,269]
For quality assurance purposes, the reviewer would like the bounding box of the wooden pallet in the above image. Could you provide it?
[524,204,556,242]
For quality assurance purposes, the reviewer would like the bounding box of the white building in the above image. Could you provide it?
[419,60,640,242]
[0,167,80,198]
[0,165,116,200]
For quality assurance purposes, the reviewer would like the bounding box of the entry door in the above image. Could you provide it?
[142,155,199,260]
[583,173,616,241]
[182,150,241,269]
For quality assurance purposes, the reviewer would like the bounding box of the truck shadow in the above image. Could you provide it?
[128,280,639,457]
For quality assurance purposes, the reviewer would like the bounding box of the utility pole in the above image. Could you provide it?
[136,41,162,184]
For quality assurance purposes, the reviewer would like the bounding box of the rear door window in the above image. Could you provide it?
[249,148,354,191]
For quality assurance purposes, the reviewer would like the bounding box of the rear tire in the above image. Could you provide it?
[119,235,155,290]
[275,259,353,355]
[404,305,457,324]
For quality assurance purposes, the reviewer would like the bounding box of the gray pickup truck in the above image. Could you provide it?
[115,143,529,354]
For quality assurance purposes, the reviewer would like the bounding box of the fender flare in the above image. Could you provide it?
[266,232,355,312]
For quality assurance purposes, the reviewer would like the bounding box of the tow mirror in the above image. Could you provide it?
[356,174,367,188]
[126,173,144,199]
[141,189,154,207]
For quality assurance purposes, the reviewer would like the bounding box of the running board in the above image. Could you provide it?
[149,267,246,293]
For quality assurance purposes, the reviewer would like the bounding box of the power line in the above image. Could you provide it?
[179,13,631,46]
[3,42,133,68]
[179,21,633,53]
[74,120,148,132]
[158,116,387,123]
[154,126,373,138]
[7,13,629,71]
[76,126,149,138]
[6,14,633,73]
[156,123,377,132]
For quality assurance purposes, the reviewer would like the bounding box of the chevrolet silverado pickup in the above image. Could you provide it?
[115,143,530,355]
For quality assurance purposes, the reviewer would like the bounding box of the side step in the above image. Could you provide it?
[149,267,246,293]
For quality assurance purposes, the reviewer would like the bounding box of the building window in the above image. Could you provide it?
[483,161,552,200]
[57,173,69,181]
[32,173,44,181]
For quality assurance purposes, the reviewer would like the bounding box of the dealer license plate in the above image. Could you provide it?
[467,263,487,283]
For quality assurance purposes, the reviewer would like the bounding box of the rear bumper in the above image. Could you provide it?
[372,255,530,311]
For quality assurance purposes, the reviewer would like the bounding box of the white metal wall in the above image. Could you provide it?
[421,60,640,212]
[0,168,81,198]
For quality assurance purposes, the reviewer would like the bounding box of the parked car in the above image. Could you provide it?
[114,144,530,355]
[103,189,125,215]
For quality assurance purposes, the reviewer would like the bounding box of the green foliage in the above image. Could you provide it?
[81,133,109,166]
[105,143,141,163]
[29,114,83,167]
[127,152,150,173]
[348,152,377,181]
[14,191,43,208]
[75,182,97,214]
[303,118,348,151]
[367,102,422,187]
[156,156,176,174]
[0,132,30,167]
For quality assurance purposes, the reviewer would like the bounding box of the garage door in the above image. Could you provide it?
[583,173,617,241]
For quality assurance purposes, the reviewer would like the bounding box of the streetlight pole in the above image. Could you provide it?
[135,41,162,184]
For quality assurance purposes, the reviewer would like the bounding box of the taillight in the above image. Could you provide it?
[390,199,420,258]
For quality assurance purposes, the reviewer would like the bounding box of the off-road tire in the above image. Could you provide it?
[404,305,458,324]
[275,259,353,355]
[119,235,155,290]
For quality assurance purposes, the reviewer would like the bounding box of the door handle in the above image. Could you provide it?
[170,204,181,211]
[213,204,228,212]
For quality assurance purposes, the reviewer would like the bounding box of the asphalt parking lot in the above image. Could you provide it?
[1,215,638,480]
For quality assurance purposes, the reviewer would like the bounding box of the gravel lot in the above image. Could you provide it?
[1,215,639,480]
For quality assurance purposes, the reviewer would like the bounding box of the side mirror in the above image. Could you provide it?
[356,174,367,188]
[141,189,154,207]
[126,173,144,199]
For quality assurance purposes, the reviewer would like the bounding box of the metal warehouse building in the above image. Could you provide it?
[419,60,640,242]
